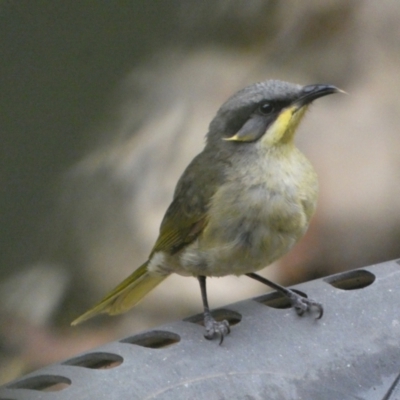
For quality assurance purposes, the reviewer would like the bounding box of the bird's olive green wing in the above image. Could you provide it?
[151,200,208,255]
[150,152,226,256]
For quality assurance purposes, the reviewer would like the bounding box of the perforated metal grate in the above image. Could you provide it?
[1,259,400,400]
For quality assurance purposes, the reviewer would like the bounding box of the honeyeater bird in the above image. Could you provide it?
[72,80,341,343]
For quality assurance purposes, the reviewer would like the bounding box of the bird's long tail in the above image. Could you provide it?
[71,261,167,326]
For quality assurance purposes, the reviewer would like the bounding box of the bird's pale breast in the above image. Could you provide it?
[177,145,318,277]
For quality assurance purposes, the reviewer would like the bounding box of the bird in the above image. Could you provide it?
[71,79,341,343]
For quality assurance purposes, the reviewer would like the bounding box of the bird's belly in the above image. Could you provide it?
[178,186,311,277]
[184,235,298,277]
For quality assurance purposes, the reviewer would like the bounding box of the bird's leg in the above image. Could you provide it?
[198,276,230,344]
[246,272,323,319]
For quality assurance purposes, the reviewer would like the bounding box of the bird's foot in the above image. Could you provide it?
[203,313,230,345]
[286,290,323,319]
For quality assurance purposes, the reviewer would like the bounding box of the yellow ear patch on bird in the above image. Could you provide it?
[223,133,244,142]
[262,105,308,145]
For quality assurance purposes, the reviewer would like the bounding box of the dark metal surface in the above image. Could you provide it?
[1,259,400,400]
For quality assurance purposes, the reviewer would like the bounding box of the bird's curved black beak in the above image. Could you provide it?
[296,84,343,108]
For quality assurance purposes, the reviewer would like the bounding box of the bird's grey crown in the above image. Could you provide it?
[207,80,302,142]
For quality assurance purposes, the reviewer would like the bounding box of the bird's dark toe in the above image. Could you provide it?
[288,291,324,319]
[204,318,230,344]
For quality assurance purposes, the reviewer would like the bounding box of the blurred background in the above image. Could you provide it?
[1,0,400,384]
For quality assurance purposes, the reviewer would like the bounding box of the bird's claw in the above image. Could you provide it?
[204,316,230,345]
[287,290,323,319]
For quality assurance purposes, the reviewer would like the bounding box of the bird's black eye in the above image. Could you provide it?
[259,102,274,115]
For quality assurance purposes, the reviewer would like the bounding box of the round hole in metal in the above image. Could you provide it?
[121,330,180,349]
[184,308,242,326]
[254,289,307,309]
[63,352,123,369]
[324,269,375,290]
[7,375,71,392]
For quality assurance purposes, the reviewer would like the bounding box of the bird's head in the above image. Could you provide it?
[207,80,341,148]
